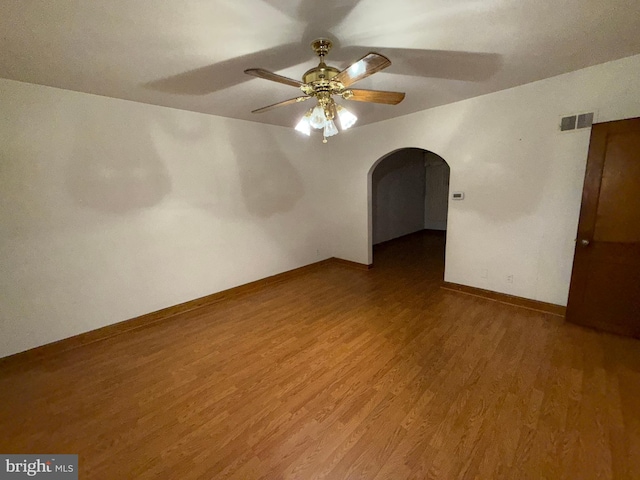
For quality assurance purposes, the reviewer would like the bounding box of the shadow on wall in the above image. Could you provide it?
[150,110,248,218]
[228,125,304,218]
[428,94,558,224]
[66,107,171,214]
[225,119,322,270]
[364,97,556,226]
[153,110,212,142]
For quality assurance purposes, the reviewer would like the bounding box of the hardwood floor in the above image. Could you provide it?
[1,230,639,479]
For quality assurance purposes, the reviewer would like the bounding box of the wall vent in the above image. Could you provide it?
[577,112,594,129]
[559,112,595,132]
[560,115,577,131]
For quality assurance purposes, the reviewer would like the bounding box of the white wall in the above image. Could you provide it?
[0,79,329,358]
[372,149,426,244]
[424,152,450,231]
[325,54,640,306]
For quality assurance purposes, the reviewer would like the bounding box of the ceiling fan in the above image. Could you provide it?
[244,39,405,143]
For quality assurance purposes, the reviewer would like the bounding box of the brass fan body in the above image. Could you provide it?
[300,40,352,119]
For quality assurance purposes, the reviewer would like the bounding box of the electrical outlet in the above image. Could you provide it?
[481,268,488,279]
[507,275,513,284]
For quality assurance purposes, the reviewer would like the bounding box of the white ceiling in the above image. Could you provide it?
[2,0,639,128]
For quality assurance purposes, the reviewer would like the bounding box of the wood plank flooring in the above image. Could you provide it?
[1,231,639,479]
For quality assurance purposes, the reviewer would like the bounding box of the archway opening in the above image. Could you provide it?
[368,148,450,275]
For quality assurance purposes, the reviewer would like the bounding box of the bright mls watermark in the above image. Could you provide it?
[0,455,77,479]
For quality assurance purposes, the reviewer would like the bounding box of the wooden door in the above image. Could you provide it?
[566,117,640,338]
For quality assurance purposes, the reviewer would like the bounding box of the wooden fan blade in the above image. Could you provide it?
[251,96,310,114]
[334,53,391,87]
[244,68,303,88]
[345,89,405,105]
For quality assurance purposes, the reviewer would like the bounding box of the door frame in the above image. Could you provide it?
[367,148,451,265]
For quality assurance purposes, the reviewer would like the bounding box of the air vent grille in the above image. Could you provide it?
[577,112,594,129]
[559,111,595,132]
[560,115,577,131]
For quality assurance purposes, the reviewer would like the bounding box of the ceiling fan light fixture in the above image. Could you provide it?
[295,114,311,136]
[323,119,339,138]
[309,105,326,129]
[336,104,357,130]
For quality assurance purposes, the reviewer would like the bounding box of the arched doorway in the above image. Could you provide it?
[368,148,450,272]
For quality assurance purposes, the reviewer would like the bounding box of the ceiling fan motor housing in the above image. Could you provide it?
[302,64,340,84]
[301,38,345,98]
